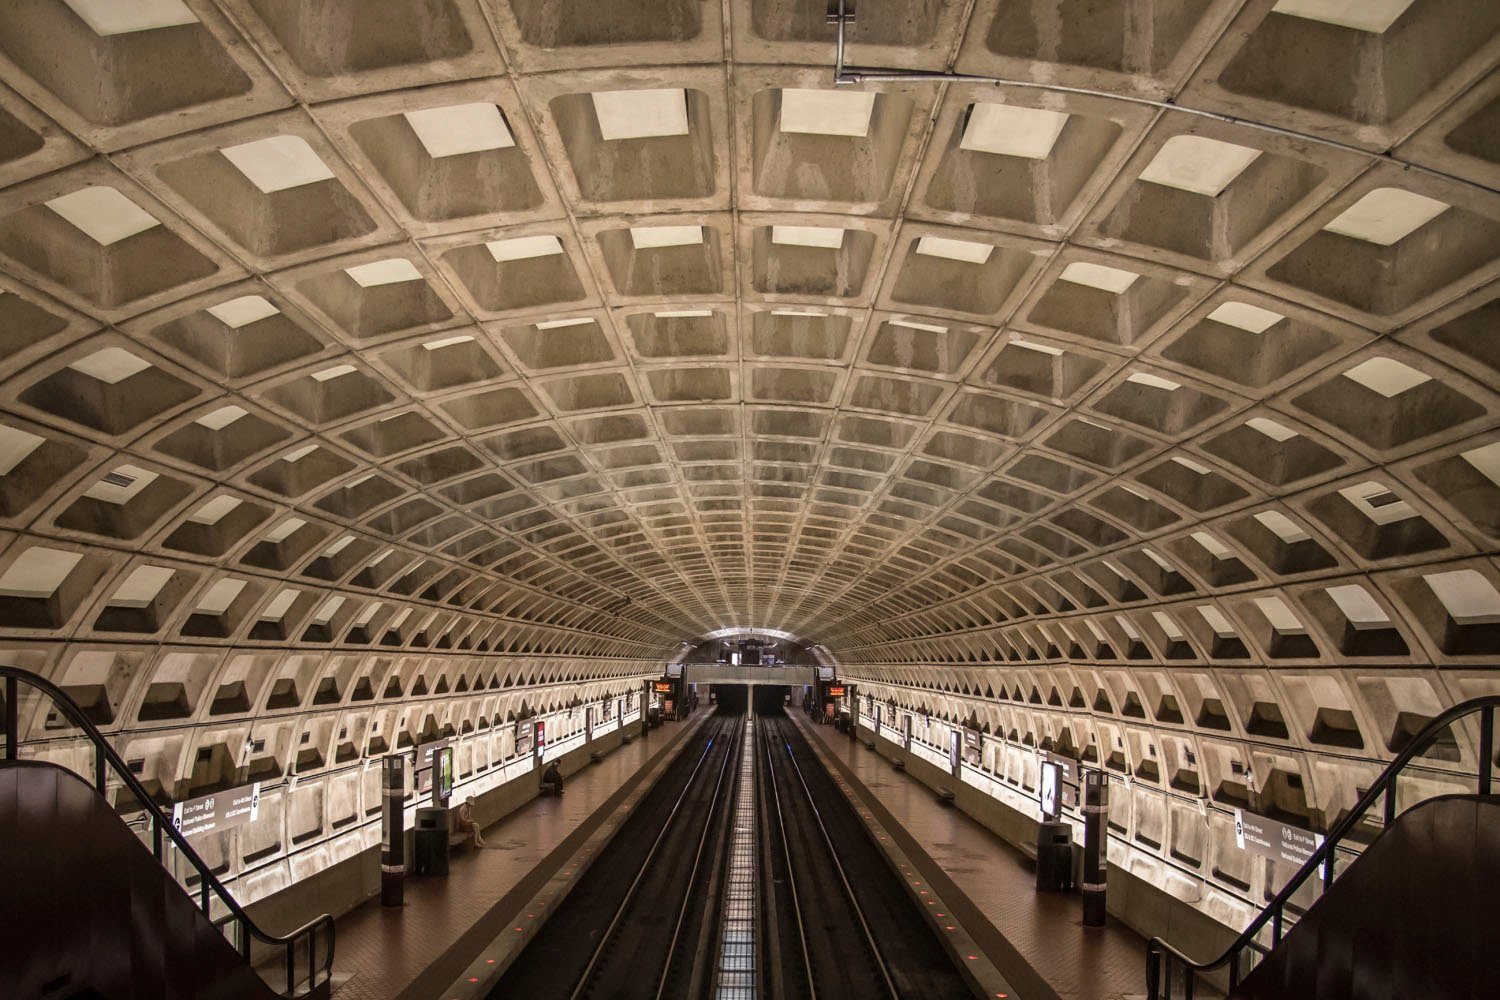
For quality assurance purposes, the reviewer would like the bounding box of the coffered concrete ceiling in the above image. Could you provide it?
[0,0,1495,686]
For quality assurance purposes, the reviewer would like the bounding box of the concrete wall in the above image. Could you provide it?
[245,717,642,942]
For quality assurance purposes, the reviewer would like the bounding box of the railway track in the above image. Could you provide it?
[496,708,973,999]
[493,712,743,1000]
[757,714,976,1000]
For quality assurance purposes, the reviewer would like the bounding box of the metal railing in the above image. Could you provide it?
[1146,696,1499,999]
[1,667,335,998]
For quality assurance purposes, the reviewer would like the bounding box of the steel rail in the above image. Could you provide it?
[565,714,738,1000]
[656,715,744,1000]
[770,716,900,999]
[760,715,819,1000]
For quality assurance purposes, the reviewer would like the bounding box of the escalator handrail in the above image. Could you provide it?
[1145,694,1498,996]
[0,666,335,996]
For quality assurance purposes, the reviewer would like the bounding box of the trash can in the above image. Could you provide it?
[1035,820,1073,893]
[414,807,449,876]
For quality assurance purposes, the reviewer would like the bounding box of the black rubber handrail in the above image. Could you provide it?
[1,666,335,997]
[1145,695,1499,999]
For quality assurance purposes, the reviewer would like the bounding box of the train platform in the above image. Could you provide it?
[328,709,710,1000]
[794,712,1148,1000]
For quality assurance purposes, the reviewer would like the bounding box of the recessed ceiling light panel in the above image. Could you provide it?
[62,0,197,37]
[69,347,152,384]
[0,425,44,476]
[1342,356,1431,397]
[1059,261,1139,293]
[1324,188,1449,246]
[960,103,1068,159]
[771,226,845,249]
[1246,417,1299,441]
[779,89,876,138]
[592,89,690,141]
[1272,0,1416,34]
[46,187,160,246]
[208,295,280,329]
[915,236,993,264]
[629,225,702,249]
[487,235,564,262]
[404,103,514,158]
[344,259,423,287]
[220,135,335,194]
[1207,301,1284,334]
[1138,135,1261,197]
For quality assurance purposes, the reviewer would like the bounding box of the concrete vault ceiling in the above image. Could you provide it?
[0,0,1496,688]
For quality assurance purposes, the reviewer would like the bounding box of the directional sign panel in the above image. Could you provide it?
[171,783,262,839]
[1235,808,1325,873]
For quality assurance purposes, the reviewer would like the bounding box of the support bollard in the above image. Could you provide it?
[381,754,405,906]
[1082,769,1110,927]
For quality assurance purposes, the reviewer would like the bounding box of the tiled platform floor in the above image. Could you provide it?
[328,712,706,1000]
[798,714,1148,1000]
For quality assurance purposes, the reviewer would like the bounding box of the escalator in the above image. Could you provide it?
[0,668,332,1000]
[2,761,283,999]
[1148,697,1500,1000]
[1232,795,1500,1000]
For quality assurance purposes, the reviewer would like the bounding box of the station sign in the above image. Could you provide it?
[515,721,534,756]
[1234,809,1324,873]
[171,782,262,839]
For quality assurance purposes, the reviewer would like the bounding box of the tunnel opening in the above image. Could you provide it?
[711,683,747,714]
[751,684,790,715]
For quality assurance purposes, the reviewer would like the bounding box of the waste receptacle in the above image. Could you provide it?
[414,807,449,876]
[1035,820,1073,892]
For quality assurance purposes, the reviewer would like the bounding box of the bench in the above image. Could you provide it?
[936,787,956,804]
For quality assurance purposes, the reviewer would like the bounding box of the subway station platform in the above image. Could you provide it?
[328,710,708,1000]
[795,713,1148,1000]
[323,704,1147,1000]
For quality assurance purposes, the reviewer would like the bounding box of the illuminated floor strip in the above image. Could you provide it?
[714,715,757,999]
